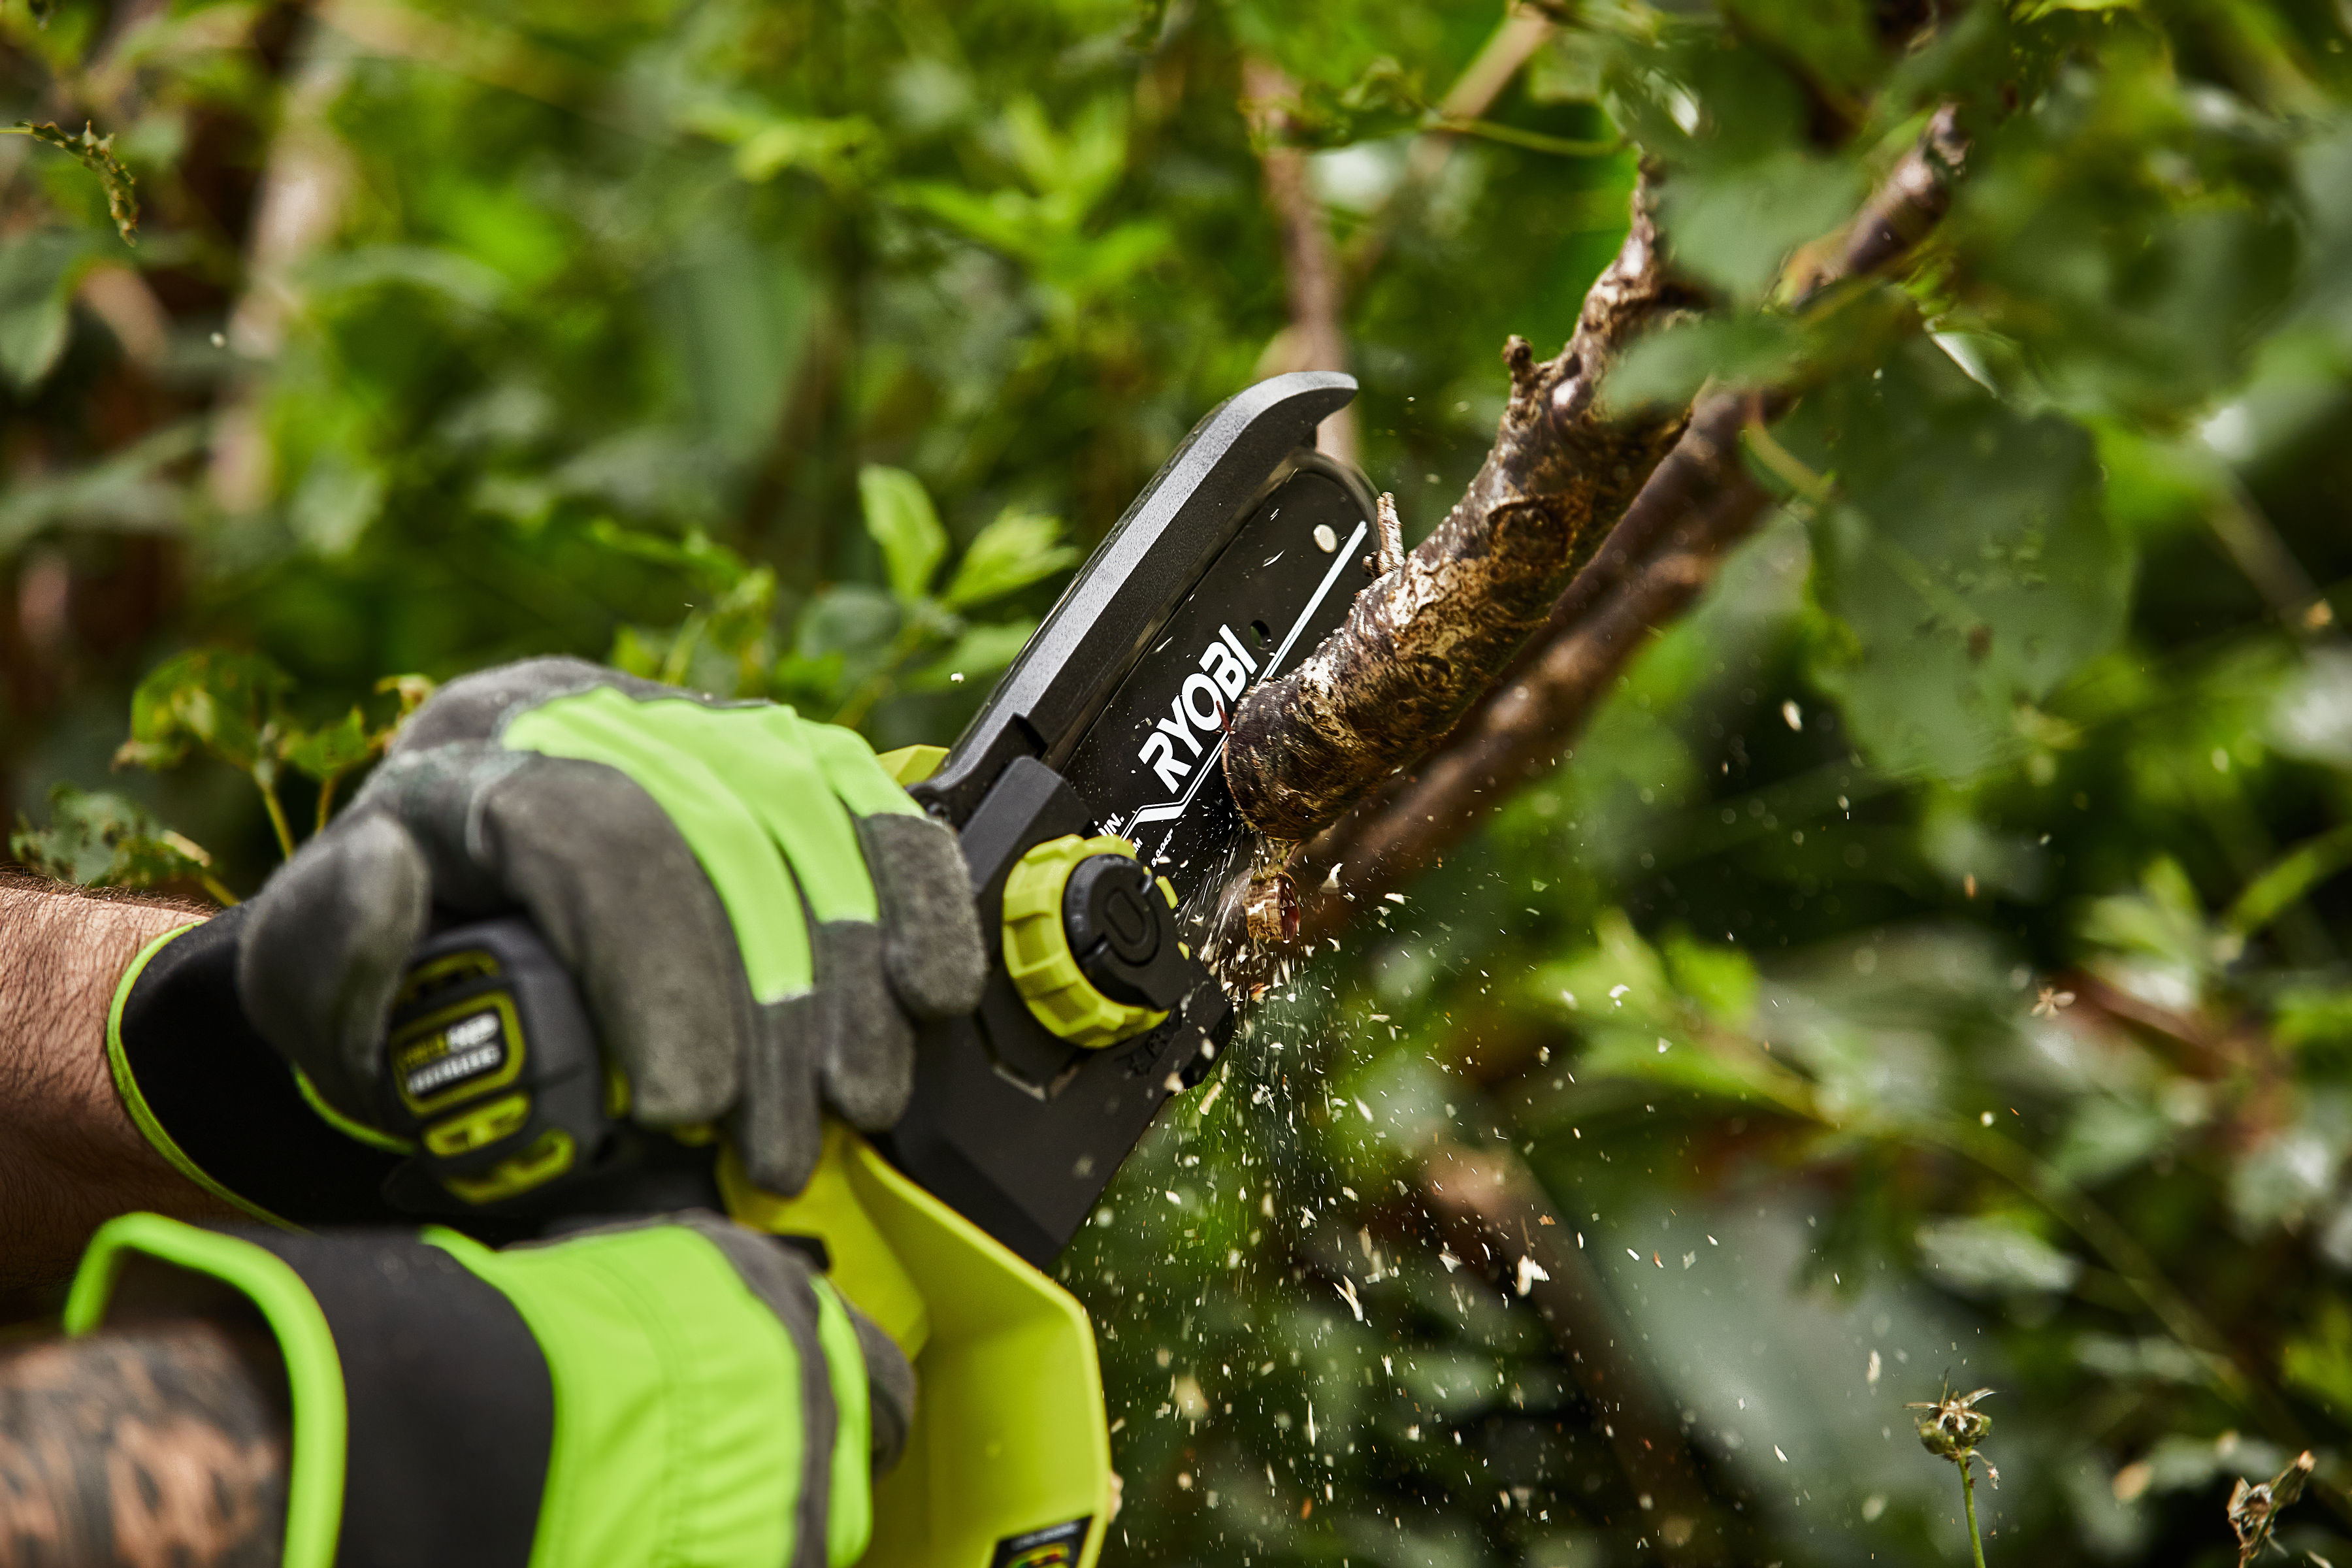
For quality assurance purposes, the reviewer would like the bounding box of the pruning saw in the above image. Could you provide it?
[376,371,1376,1568]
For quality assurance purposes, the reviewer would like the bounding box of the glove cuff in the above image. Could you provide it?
[107,907,410,1228]
[65,1213,555,1568]
[66,1213,892,1568]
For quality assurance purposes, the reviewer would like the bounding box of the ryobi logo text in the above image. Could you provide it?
[1136,625,1259,792]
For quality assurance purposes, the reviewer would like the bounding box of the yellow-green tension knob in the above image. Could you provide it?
[1002,834,1177,1048]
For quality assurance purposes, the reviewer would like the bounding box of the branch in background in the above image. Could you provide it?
[2206,479,2338,640]
[1420,1144,1725,1564]
[1789,105,1965,295]
[207,33,355,515]
[1276,107,1969,941]
[1242,58,1360,466]
[1224,180,1707,842]
[1345,5,1560,287]
[1240,6,1563,449]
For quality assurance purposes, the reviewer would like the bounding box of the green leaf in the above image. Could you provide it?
[941,510,1078,610]
[287,448,387,556]
[115,647,293,775]
[610,623,667,681]
[0,228,91,391]
[1915,1215,2082,1296]
[2283,1297,2352,1426]
[1271,57,1428,150]
[10,783,216,892]
[906,619,1037,690]
[301,245,507,313]
[1719,0,1881,99]
[1526,31,1606,105]
[2050,1098,2175,1186]
[1529,909,1674,1025]
[896,182,1037,257]
[279,708,374,783]
[376,674,436,722]
[772,649,849,710]
[2270,649,2352,769]
[0,418,199,554]
[859,465,948,606]
[1656,148,1865,302]
[1603,313,1808,414]
[1795,341,2130,781]
[795,583,902,661]
[1573,1016,1789,1103]
[732,115,881,186]
[2081,857,2226,993]
[1661,931,1758,1030]
[586,520,751,593]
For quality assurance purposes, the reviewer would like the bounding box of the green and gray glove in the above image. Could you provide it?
[234,657,986,1195]
[67,1208,911,1568]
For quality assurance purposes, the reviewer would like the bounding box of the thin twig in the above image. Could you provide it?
[254,772,296,861]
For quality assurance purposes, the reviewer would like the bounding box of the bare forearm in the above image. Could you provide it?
[0,1316,289,1567]
[0,877,229,1288]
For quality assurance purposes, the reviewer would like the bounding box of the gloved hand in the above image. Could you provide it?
[234,657,986,1196]
[67,1208,912,1568]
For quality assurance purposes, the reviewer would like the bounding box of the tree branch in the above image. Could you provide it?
[1243,58,1360,466]
[1224,176,1708,841]
[1298,394,1771,934]
[1236,106,1968,947]
[1419,1143,1725,1563]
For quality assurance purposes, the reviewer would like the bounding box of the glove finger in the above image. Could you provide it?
[674,707,913,1134]
[432,753,764,1128]
[495,690,816,1007]
[797,721,986,1020]
[387,656,621,754]
[482,693,841,1131]
[735,996,825,1194]
[235,804,432,1124]
[349,742,525,910]
[855,813,987,1020]
[811,921,914,1131]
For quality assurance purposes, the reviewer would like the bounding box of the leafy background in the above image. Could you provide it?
[8,0,2352,1563]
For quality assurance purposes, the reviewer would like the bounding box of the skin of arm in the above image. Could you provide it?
[0,1282,291,1568]
[0,875,233,1290]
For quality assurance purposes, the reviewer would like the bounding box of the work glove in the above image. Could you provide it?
[67,1208,912,1568]
[232,657,988,1196]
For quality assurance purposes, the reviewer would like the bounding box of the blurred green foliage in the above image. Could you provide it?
[10,781,225,901]
[8,0,2352,1563]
